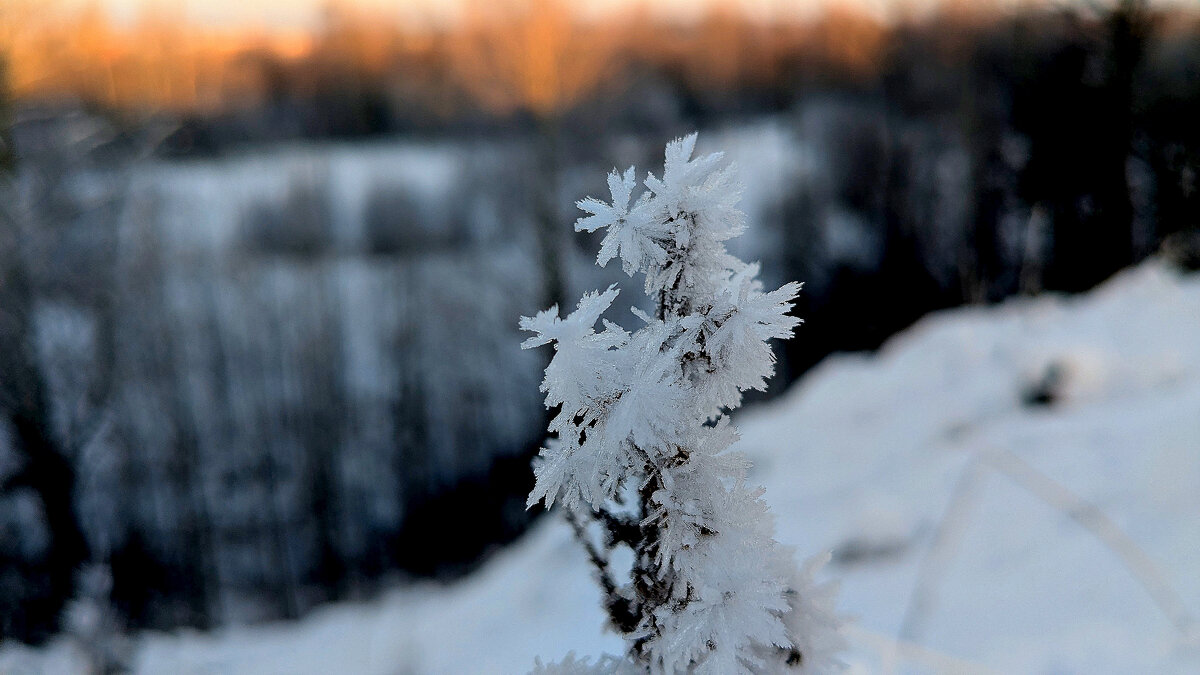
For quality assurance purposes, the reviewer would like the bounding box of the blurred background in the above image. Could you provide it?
[1,0,1199,671]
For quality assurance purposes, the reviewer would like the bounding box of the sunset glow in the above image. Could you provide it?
[2,0,1193,113]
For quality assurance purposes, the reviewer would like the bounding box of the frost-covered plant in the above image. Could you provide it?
[521,134,842,673]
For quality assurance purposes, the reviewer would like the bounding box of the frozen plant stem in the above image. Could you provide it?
[521,134,842,673]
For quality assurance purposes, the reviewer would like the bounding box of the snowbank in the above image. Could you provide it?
[741,260,1200,673]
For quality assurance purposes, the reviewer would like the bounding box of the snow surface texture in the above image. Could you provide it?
[3,261,1198,673]
[520,133,842,672]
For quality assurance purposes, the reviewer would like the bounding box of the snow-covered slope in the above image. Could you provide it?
[741,260,1200,673]
[3,261,1198,674]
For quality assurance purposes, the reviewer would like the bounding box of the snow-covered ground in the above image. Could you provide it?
[3,260,1198,674]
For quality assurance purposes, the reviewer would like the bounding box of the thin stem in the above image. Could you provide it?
[565,507,638,634]
[564,507,619,599]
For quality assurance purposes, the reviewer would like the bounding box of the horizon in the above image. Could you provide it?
[7,0,1194,114]
[46,0,1180,31]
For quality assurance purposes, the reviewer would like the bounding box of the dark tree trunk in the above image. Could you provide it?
[0,223,89,642]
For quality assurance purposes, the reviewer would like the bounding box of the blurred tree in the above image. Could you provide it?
[1136,6,1200,244]
[0,56,12,173]
[0,59,90,643]
[1015,3,1147,293]
[452,0,622,309]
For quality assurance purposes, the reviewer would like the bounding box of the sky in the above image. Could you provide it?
[58,0,1106,31]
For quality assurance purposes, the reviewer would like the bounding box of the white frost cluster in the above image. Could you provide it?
[521,134,842,673]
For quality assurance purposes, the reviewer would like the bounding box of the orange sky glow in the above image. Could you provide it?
[44,0,1125,30]
[4,0,1190,114]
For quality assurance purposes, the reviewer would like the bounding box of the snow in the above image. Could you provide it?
[4,261,1199,673]
[739,260,1200,673]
